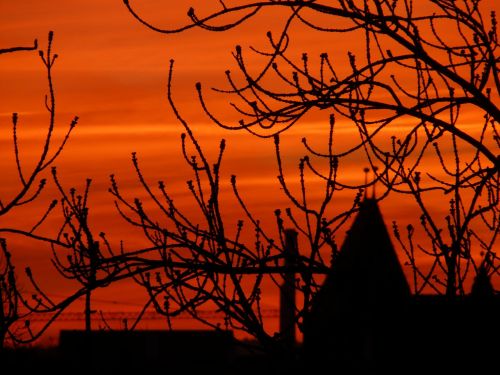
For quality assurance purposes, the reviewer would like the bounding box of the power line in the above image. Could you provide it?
[28,309,280,322]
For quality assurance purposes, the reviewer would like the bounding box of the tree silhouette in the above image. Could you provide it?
[49,169,120,332]
[0,38,38,350]
[0,33,79,346]
[3,0,497,358]
[0,32,77,220]
[122,0,499,299]
[391,125,499,295]
[108,61,363,352]
[0,240,23,351]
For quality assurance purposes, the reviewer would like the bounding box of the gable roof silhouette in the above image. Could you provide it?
[471,258,495,297]
[303,197,411,372]
[313,197,410,312]
[303,197,499,373]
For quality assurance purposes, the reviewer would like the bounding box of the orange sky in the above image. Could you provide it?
[1,1,499,344]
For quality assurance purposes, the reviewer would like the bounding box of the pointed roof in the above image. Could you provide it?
[334,197,410,299]
[471,259,495,297]
[303,197,411,363]
[312,198,410,313]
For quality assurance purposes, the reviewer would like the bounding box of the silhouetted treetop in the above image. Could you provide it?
[121,0,499,298]
[124,1,499,169]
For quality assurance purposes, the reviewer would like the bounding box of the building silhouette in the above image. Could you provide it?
[58,329,235,372]
[303,197,499,374]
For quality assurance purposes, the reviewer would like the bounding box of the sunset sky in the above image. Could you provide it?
[1,1,499,344]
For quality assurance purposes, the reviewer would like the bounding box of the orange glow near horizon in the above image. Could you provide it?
[1,1,499,345]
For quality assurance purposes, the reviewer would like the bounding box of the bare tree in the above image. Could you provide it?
[392,121,499,295]
[122,0,499,297]
[0,32,78,345]
[0,37,39,350]
[5,0,495,352]
[13,166,145,341]
[49,169,117,332]
[107,61,364,354]
[0,32,77,219]
[0,0,494,354]
[0,240,23,351]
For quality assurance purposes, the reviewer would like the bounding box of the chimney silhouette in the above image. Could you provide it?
[280,229,298,347]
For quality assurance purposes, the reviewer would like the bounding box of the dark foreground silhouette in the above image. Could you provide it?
[3,330,303,375]
[304,198,500,374]
[3,199,498,374]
